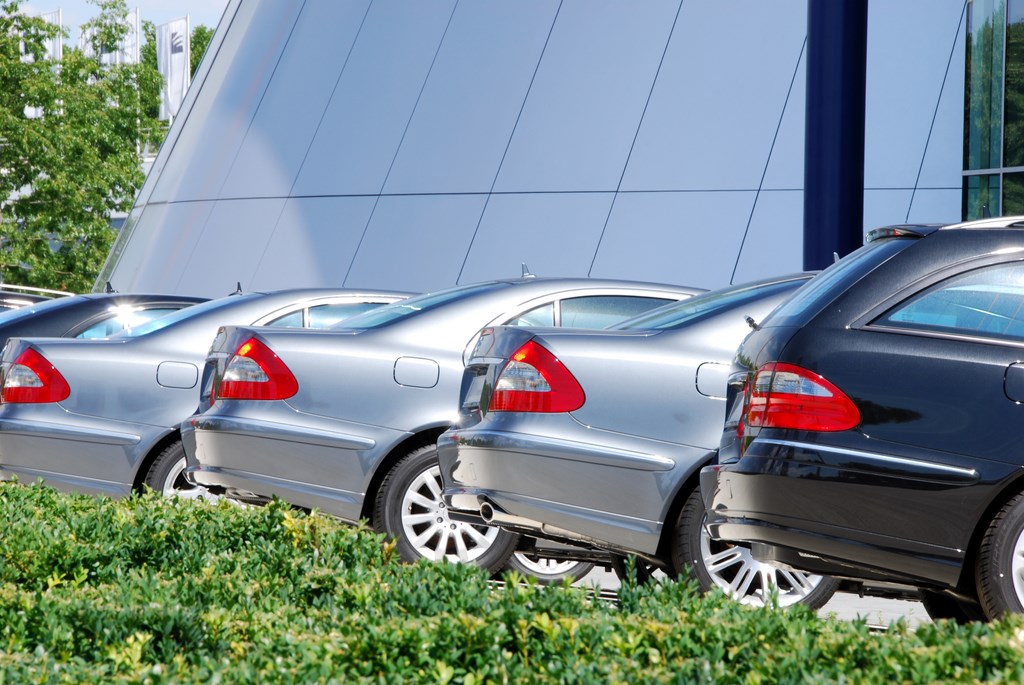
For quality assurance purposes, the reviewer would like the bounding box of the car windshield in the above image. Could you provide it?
[117,293,261,337]
[612,277,809,330]
[331,282,508,329]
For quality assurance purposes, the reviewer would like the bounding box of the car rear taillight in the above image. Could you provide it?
[488,340,584,413]
[744,362,859,432]
[1,348,70,404]
[214,337,298,401]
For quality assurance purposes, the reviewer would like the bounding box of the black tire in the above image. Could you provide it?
[373,444,518,571]
[672,487,839,610]
[503,553,594,585]
[920,590,986,623]
[610,555,665,585]
[976,491,1024,619]
[142,441,190,495]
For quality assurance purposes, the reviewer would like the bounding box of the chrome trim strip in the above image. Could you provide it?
[756,438,979,479]
[865,323,1024,349]
[0,419,140,445]
[0,465,130,496]
[191,416,375,451]
[454,429,675,471]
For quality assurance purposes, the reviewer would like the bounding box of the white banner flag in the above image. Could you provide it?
[157,16,190,121]
[24,10,62,119]
[38,9,62,62]
[79,7,140,65]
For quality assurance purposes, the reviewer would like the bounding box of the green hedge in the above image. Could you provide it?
[0,481,1023,683]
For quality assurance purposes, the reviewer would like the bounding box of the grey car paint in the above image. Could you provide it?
[436,274,836,606]
[0,289,409,497]
[181,278,703,558]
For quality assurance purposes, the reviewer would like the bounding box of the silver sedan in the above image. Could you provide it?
[438,274,840,608]
[0,289,408,497]
[182,277,703,573]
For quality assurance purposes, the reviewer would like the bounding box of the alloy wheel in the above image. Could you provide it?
[698,525,826,607]
[401,464,500,563]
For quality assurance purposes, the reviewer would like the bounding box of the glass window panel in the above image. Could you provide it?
[384,1,558,195]
[308,302,383,328]
[1003,172,1024,213]
[100,202,216,295]
[76,308,181,339]
[623,0,806,191]
[592,191,755,290]
[458,193,613,284]
[345,195,488,293]
[760,53,807,191]
[247,197,377,291]
[173,199,287,296]
[559,296,673,329]
[905,189,963,224]
[493,0,680,192]
[965,0,1005,171]
[221,1,372,198]
[265,310,304,328]
[149,0,304,203]
[292,1,458,197]
[877,262,1024,341]
[963,174,1001,219]
[1007,0,1024,166]
[504,303,554,327]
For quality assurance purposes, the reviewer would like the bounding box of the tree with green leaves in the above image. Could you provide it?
[0,0,164,292]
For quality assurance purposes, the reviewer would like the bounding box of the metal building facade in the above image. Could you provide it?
[100,0,967,297]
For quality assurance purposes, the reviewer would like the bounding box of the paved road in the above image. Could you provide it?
[580,567,931,627]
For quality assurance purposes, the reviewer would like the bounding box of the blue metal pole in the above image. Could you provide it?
[804,0,868,270]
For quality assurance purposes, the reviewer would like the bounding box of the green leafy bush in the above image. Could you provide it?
[1,481,1023,683]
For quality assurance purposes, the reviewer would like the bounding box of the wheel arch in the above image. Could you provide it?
[960,470,1024,596]
[654,454,715,564]
[359,425,450,522]
[131,428,184,494]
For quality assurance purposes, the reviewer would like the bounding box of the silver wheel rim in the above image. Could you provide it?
[1011,527,1024,605]
[699,524,825,607]
[512,554,589,579]
[160,456,222,503]
[401,464,500,563]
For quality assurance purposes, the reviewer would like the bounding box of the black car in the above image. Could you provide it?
[702,216,1024,622]
[0,285,70,312]
[0,292,207,350]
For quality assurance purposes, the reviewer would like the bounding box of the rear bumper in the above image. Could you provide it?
[437,425,710,557]
[704,445,977,589]
[0,413,148,497]
[182,413,399,522]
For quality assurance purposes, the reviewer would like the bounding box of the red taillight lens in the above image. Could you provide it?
[214,337,298,401]
[1,348,70,404]
[488,340,584,413]
[745,362,859,432]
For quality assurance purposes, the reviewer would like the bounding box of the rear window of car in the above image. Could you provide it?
[763,238,912,328]
[613,278,808,330]
[119,293,261,337]
[0,294,81,324]
[333,282,507,329]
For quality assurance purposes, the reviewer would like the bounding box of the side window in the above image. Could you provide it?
[504,302,555,327]
[76,307,181,338]
[265,310,305,328]
[559,296,673,329]
[308,302,383,328]
[875,262,1024,341]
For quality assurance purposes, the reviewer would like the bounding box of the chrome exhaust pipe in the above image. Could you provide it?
[478,499,543,530]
